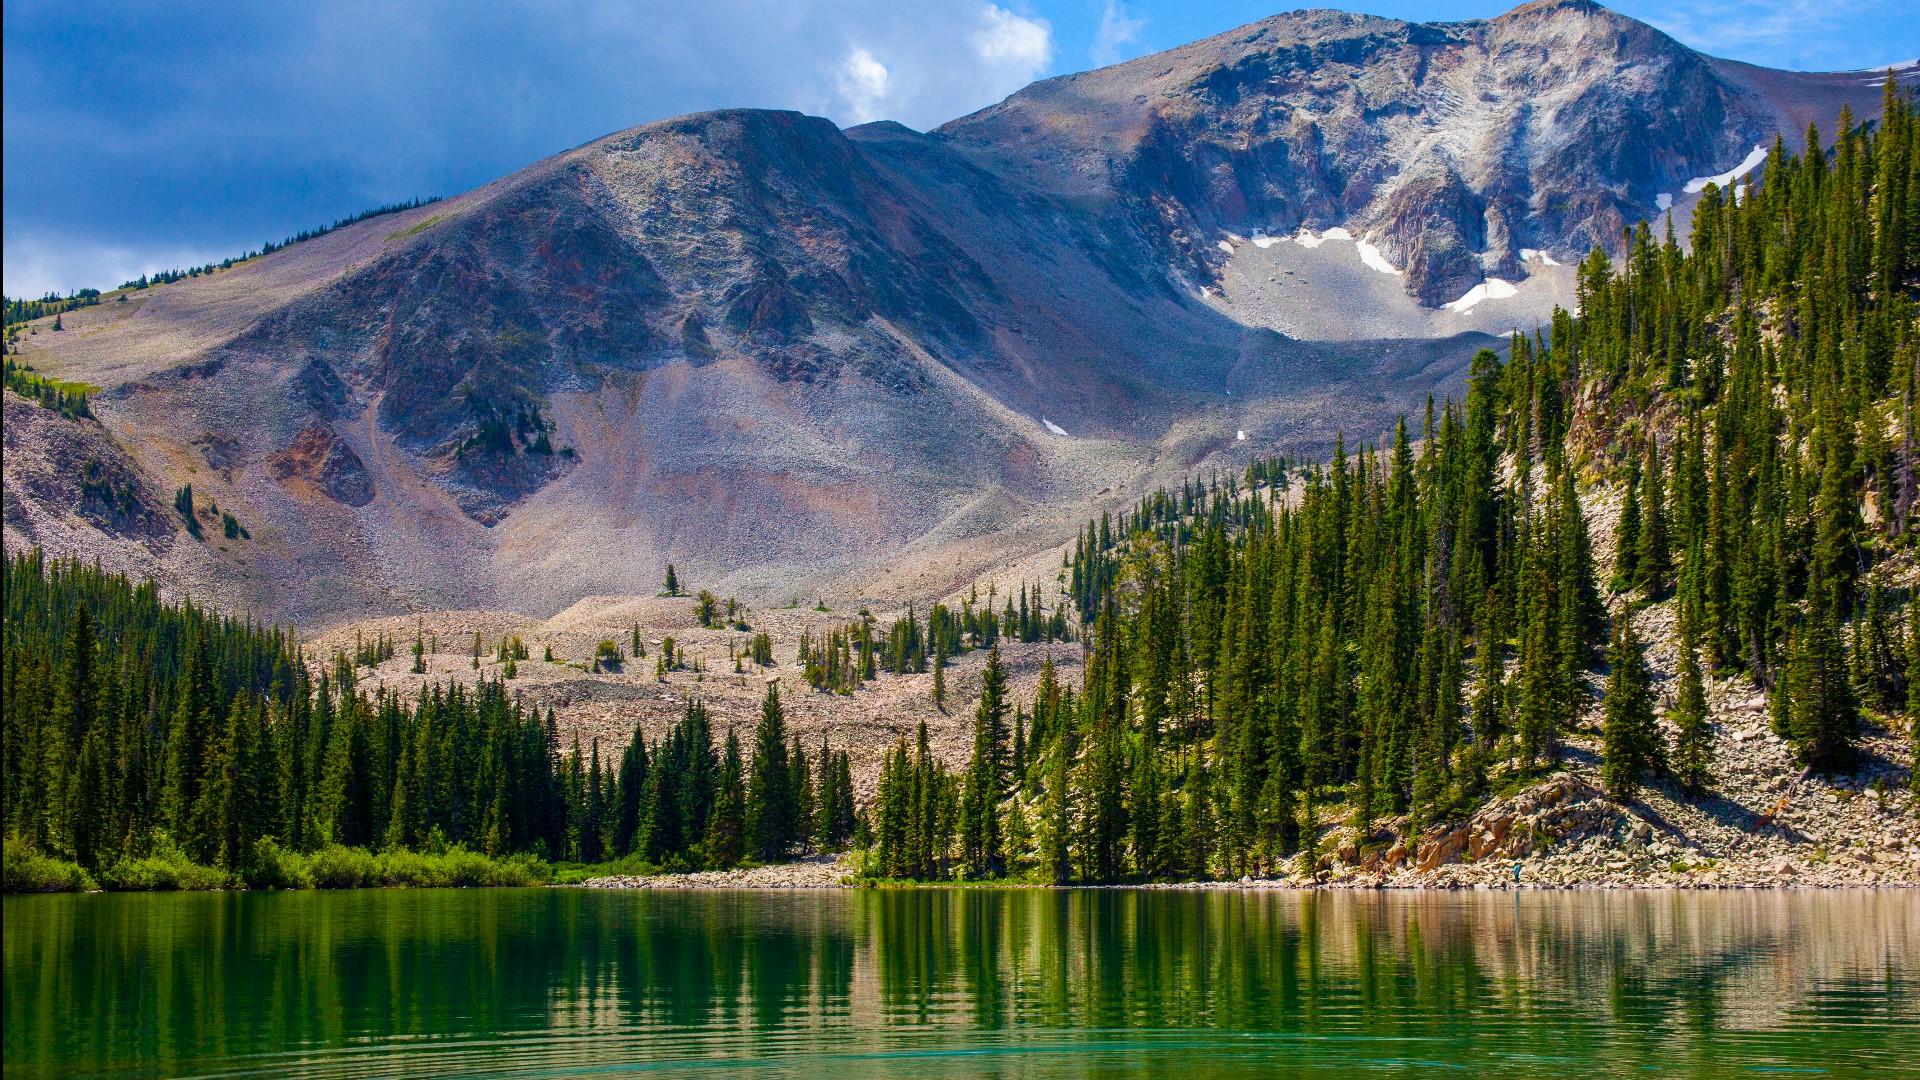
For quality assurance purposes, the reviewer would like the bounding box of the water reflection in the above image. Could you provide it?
[6,889,1915,1078]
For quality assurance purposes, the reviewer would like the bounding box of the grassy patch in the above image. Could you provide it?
[385,214,444,242]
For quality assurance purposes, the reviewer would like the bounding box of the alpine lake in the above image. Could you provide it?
[5,887,1915,1078]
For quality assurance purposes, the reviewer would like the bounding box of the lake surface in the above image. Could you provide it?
[5,888,1917,1078]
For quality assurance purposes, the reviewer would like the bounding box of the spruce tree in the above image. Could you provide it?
[707,729,746,868]
[1636,439,1671,598]
[1600,616,1659,800]
[747,683,795,862]
[1612,456,1643,595]
[1785,592,1861,772]
[1668,630,1714,794]
[932,637,947,710]
[959,646,1008,877]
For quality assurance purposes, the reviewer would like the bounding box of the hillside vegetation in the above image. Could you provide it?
[864,85,1920,883]
[6,85,1919,892]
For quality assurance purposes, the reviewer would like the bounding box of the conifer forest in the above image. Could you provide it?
[5,86,1920,887]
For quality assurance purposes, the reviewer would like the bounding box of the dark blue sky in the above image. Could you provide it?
[6,0,1915,298]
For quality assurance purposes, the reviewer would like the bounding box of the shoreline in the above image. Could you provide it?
[574,853,1918,892]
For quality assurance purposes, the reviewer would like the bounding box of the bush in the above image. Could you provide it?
[99,835,230,891]
[380,846,551,887]
[42,834,552,892]
[3,835,97,893]
[243,837,314,889]
[309,844,381,888]
[310,843,550,888]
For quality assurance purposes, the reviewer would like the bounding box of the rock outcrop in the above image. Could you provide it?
[8,3,1911,626]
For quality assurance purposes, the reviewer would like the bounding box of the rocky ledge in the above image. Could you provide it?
[580,853,854,889]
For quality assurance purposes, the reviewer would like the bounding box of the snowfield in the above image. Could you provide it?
[1444,278,1518,313]
[1684,145,1768,194]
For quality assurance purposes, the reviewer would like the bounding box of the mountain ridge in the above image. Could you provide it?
[4,1,1911,627]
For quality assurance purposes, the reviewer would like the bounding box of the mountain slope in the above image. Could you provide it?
[6,1,1911,627]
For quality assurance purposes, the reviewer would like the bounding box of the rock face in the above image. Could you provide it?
[940,0,1861,306]
[267,424,375,507]
[8,2,1911,625]
[2,389,174,586]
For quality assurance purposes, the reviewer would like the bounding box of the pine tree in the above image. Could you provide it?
[1636,439,1671,598]
[1612,455,1643,594]
[1668,630,1714,794]
[1785,590,1861,772]
[746,683,795,862]
[959,646,1008,877]
[932,637,947,710]
[1038,736,1073,885]
[1600,616,1660,800]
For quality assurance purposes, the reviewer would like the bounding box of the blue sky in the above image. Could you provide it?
[6,0,1916,298]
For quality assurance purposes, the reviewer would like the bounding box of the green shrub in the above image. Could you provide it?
[308,843,550,888]
[100,835,229,891]
[382,846,550,887]
[243,837,314,889]
[3,835,97,893]
[309,844,381,888]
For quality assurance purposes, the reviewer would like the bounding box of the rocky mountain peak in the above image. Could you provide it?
[7,2,1907,624]
[939,2,1834,305]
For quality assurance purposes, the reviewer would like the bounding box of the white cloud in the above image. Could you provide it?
[2,236,224,301]
[1091,1,1147,67]
[4,0,1065,296]
[972,5,1053,71]
[1613,0,1917,71]
[835,47,892,125]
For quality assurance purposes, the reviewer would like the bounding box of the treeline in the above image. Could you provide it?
[1,552,854,885]
[868,84,1920,883]
[3,290,101,331]
[801,588,1071,694]
[120,196,443,292]
[587,691,857,869]
[4,200,442,334]
[3,357,92,419]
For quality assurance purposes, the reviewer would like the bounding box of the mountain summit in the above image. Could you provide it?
[6,2,1911,625]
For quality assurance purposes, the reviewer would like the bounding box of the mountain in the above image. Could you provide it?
[5,0,1911,627]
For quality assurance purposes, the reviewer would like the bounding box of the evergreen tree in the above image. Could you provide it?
[959,647,1008,877]
[1601,616,1660,800]
[747,684,796,861]
[1785,592,1861,771]
[1669,630,1714,794]
[1612,456,1643,595]
[707,729,746,868]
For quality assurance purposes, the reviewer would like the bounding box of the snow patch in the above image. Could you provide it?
[1856,59,1918,81]
[1236,430,1247,441]
[1250,228,1282,249]
[1217,239,1236,254]
[1684,145,1768,195]
[1041,417,1069,437]
[1656,193,1673,212]
[1520,248,1562,267]
[1356,240,1401,275]
[1444,278,1519,313]
[1292,226,1353,250]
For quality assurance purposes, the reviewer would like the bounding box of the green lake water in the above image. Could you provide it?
[5,887,1916,1078]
